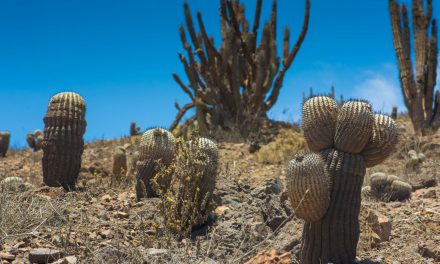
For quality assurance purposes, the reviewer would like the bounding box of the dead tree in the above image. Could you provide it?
[389,0,439,135]
[170,0,310,137]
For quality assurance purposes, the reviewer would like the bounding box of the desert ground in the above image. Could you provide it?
[0,116,439,264]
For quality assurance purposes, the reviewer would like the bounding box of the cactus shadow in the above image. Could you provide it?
[355,260,381,264]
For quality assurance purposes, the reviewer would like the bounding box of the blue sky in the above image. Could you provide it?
[0,0,436,147]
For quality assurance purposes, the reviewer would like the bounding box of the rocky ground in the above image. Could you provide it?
[0,117,439,264]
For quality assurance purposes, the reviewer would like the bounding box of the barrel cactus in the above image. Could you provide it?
[0,131,10,157]
[42,92,86,190]
[135,128,175,198]
[287,96,398,264]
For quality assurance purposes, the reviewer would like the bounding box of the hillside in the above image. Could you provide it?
[0,117,439,264]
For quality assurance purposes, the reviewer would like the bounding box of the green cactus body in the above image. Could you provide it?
[42,92,86,190]
[135,128,175,198]
[289,97,398,264]
[0,131,10,157]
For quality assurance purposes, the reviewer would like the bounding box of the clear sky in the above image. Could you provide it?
[0,0,436,147]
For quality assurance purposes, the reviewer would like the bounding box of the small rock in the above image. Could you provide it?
[365,210,392,243]
[53,256,77,264]
[244,248,291,264]
[113,211,129,219]
[101,195,111,203]
[28,248,63,264]
[418,241,440,261]
[214,205,230,217]
[0,252,15,261]
[421,189,437,199]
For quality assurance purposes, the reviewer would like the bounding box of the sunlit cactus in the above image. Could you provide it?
[27,129,44,152]
[135,128,175,199]
[287,96,398,264]
[42,92,87,190]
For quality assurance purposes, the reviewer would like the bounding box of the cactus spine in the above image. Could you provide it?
[287,96,398,263]
[42,92,86,190]
[0,131,10,157]
[135,128,175,198]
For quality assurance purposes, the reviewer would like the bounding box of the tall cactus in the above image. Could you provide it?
[389,0,439,135]
[287,96,398,263]
[0,131,10,157]
[42,92,86,190]
[135,128,175,199]
[170,0,310,137]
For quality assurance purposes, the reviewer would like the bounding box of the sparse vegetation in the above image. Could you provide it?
[255,128,306,164]
[152,136,218,237]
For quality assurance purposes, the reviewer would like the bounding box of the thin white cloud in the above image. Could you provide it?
[354,72,405,113]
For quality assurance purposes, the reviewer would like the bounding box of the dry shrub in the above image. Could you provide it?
[256,129,307,164]
[152,136,218,238]
[0,191,66,241]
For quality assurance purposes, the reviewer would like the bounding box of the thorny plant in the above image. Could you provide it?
[152,134,215,240]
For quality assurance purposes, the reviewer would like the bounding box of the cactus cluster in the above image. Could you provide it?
[27,129,44,152]
[135,128,175,199]
[369,172,412,201]
[0,131,10,157]
[42,92,87,190]
[287,96,398,264]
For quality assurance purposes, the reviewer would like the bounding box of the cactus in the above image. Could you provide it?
[369,172,411,201]
[391,105,398,120]
[288,96,398,263]
[0,131,10,157]
[170,0,310,137]
[27,129,44,152]
[130,121,141,136]
[286,153,330,222]
[112,146,127,179]
[389,0,439,135]
[135,128,175,198]
[42,92,86,190]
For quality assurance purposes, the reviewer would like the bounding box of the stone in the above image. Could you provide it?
[244,248,291,264]
[214,205,230,217]
[0,252,15,261]
[365,210,392,243]
[417,241,440,261]
[28,248,63,263]
[53,256,77,264]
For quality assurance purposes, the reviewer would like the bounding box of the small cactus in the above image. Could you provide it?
[0,131,10,157]
[27,129,44,152]
[112,146,128,179]
[42,92,87,190]
[130,121,141,136]
[369,172,411,201]
[135,128,175,198]
[289,96,398,264]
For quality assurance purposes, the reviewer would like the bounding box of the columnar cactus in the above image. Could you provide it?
[287,96,398,264]
[130,121,140,136]
[112,146,128,179]
[135,128,175,198]
[27,129,44,152]
[0,131,10,157]
[42,92,86,190]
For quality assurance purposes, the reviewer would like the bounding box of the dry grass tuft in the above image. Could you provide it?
[255,129,307,164]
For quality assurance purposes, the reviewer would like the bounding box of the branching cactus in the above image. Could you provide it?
[27,129,44,152]
[130,121,141,136]
[0,131,10,157]
[135,128,175,199]
[42,92,86,190]
[287,96,398,264]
